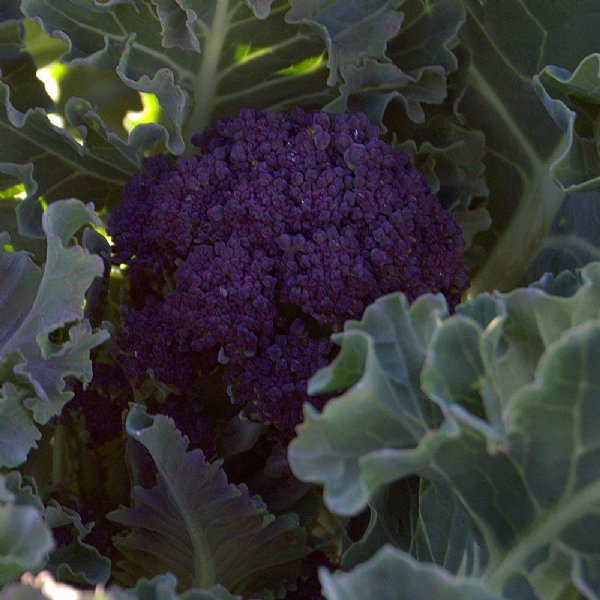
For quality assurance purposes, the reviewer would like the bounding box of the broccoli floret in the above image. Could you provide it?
[109,108,469,439]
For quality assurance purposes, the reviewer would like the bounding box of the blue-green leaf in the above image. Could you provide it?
[533,53,600,193]
[21,0,329,152]
[109,404,308,598]
[0,81,162,234]
[285,1,403,87]
[289,293,447,516]
[44,502,110,586]
[0,199,109,466]
[0,572,244,599]
[458,1,600,293]
[21,0,432,154]
[0,474,54,587]
[291,262,600,595]
[0,20,54,112]
[320,545,504,600]
[325,0,464,127]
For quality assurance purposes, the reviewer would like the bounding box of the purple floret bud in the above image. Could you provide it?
[109,106,469,441]
[343,143,368,169]
[314,130,331,150]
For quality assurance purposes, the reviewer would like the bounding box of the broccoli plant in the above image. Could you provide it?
[108,107,469,440]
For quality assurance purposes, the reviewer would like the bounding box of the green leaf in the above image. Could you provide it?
[57,65,144,140]
[23,19,68,69]
[0,80,162,234]
[21,0,327,152]
[0,504,53,586]
[0,382,42,468]
[401,120,487,203]
[533,53,600,193]
[289,293,447,516]
[285,1,403,88]
[109,404,308,598]
[0,473,109,587]
[414,483,477,574]
[0,474,54,587]
[0,199,109,466]
[325,0,464,127]
[457,1,600,293]
[340,478,420,570]
[44,502,111,586]
[0,20,54,112]
[320,545,504,600]
[21,0,422,154]
[292,262,600,595]
[0,199,47,263]
[528,192,600,283]
[0,572,244,599]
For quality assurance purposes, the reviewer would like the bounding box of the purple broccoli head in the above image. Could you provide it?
[108,108,468,439]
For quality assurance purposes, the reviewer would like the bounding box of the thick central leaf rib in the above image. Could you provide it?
[189,0,231,135]
[112,408,308,594]
[154,454,216,588]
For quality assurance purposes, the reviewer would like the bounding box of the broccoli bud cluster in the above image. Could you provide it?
[109,108,468,438]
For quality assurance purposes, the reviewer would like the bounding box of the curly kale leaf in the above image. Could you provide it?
[534,53,600,194]
[291,262,600,597]
[0,199,109,467]
[109,404,309,598]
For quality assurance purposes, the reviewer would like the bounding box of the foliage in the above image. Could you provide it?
[533,53,600,194]
[290,262,600,597]
[0,571,243,599]
[1,0,600,599]
[0,199,108,467]
[108,405,309,597]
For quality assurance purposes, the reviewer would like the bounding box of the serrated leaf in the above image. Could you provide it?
[0,200,109,466]
[325,0,464,128]
[0,504,54,586]
[22,20,68,68]
[320,545,504,600]
[0,572,244,600]
[285,0,403,87]
[533,53,600,193]
[241,0,274,20]
[0,474,110,587]
[457,1,600,293]
[289,293,447,516]
[0,474,54,587]
[0,20,54,112]
[0,199,47,262]
[0,80,162,234]
[528,192,600,283]
[21,0,424,154]
[44,502,111,586]
[404,120,487,197]
[530,262,585,298]
[422,315,505,437]
[21,0,328,152]
[0,382,42,468]
[292,262,600,595]
[475,262,600,411]
[57,65,144,140]
[109,404,308,597]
